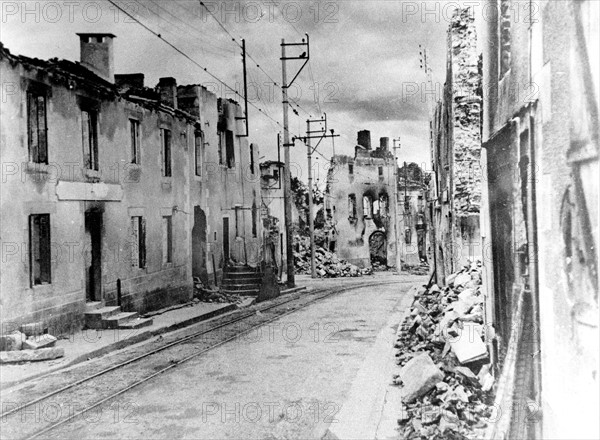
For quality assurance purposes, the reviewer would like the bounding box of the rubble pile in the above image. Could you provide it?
[393,261,495,439]
[401,262,430,276]
[294,236,373,278]
[193,278,243,304]
[0,324,64,363]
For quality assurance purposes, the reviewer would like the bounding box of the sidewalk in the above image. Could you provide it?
[0,301,240,388]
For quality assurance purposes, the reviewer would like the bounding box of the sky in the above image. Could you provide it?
[0,0,478,185]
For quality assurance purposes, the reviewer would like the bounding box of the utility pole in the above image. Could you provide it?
[281,35,309,287]
[303,114,339,278]
[393,138,401,272]
[236,39,249,137]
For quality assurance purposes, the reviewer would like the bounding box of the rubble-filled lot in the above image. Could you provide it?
[393,261,495,439]
[294,236,373,277]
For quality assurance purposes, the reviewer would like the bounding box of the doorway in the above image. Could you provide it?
[222,217,230,263]
[192,206,208,284]
[84,211,102,302]
[369,231,387,266]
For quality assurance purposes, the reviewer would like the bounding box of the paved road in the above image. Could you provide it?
[46,275,420,439]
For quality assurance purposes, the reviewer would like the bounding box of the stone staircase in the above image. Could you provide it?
[220,265,263,296]
[84,302,153,330]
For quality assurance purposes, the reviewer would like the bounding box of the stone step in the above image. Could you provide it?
[221,283,261,291]
[85,306,122,329]
[221,288,260,296]
[224,271,263,279]
[103,312,139,329]
[117,317,154,330]
[225,266,260,273]
[221,278,262,285]
[85,301,103,313]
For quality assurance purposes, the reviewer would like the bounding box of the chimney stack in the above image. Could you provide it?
[77,33,116,83]
[158,77,178,109]
[357,130,371,150]
[379,137,390,151]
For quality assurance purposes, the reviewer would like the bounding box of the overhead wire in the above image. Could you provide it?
[106,0,285,131]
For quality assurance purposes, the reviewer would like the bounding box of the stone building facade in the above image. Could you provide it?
[325,131,399,268]
[0,34,262,334]
[479,1,598,438]
[430,8,482,284]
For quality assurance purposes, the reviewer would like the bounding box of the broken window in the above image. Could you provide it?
[81,108,99,170]
[29,214,51,286]
[27,91,48,164]
[161,128,172,177]
[348,163,354,175]
[130,119,140,164]
[195,130,203,176]
[348,194,357,220]
[378,166,384,176]
[363,195,373,218]
[131,216,146,268]
[162,216,173,264]
[225,129,235,168]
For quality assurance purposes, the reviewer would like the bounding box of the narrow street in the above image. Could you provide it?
[40,275,420,440]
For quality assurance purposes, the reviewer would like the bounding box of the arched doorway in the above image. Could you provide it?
[369,231,387,266]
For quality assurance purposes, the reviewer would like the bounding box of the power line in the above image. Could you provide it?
[196,0,313,119]
[106,0,284,130]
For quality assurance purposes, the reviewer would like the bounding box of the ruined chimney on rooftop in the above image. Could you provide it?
[357,130,371,150]
[77,33,115,83]
[379,137,390,152]
[158,77,178,109]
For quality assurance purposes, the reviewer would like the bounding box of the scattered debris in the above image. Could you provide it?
[294,235,373,278]
[399,352,445,403]
[193,278,244,304]
[22,334,57,350]
[402,262,430,276]
[393,260,496,439]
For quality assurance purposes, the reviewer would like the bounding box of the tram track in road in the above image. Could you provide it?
[0,278,411,440]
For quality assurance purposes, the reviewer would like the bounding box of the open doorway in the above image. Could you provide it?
[369,231,387,267]
[192,206,208,285]
[84,211,102,302]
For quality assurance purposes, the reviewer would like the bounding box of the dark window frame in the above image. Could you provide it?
[225,130,235,168]
[161,128,172,177]
[29,214,51,286]
[130,118,141,164]
[27,90,48,164]
[131,216,146,268]
[81,105,99,171]
[163,215,173,264]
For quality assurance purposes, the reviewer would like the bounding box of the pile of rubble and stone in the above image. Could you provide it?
[0,324,64,364]
[393,261,495,439]
[193,278,244,304]
[401,262,430,276]
[294,236,373,278]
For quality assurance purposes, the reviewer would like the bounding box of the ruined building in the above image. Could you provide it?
[479,1,598,438]
[325,131,404,268]
[430,9,482,284]
[0,34,262,334]
[397,162,429,265]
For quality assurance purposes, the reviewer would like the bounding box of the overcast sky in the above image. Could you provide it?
[1,0,480,184]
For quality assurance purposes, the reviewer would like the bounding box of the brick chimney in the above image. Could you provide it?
[379,137,390,152]
[77,33,116,83]
[158,77,178,108]
[357,130,371,150]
